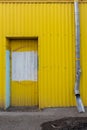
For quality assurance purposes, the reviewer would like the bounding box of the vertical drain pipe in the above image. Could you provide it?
[74,0,85,112]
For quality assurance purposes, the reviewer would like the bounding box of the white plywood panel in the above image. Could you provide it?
[12,51,37,81]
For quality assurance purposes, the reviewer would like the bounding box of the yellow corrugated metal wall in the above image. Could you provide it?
[80,3,87,106]
[0,2,87,108]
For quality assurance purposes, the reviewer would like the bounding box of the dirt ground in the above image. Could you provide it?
[0,107,87,130]
[41,117,87,130]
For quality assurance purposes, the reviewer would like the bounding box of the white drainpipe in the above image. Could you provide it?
[74,0,85,112]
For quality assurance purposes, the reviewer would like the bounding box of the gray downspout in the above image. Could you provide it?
[74,0,85,112]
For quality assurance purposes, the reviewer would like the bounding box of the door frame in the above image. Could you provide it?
[6,37,39,109]
[6,50,10,109]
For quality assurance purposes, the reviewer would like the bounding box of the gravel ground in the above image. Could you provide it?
[0,107,87,130]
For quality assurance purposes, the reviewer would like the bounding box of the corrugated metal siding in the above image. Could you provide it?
[0,0,87,3]
[0,3,5,107]
[0,2,86,108]
[80,3,87,106]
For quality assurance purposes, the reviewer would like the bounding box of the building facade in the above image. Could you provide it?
[0,0,87,109]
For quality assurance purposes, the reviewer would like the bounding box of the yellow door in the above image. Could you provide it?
[10,39,38,107]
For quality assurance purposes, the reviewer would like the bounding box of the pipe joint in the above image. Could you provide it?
[75,89,80,95]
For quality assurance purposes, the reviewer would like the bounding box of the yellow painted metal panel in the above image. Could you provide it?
[0,3,4,108]
[0,0,87,3]
[11,81,38,106]
[11,40,37,52]
[38,3,75,108]
[79,3,87,106]
[10,39,38,106]
[0,2,87,109]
